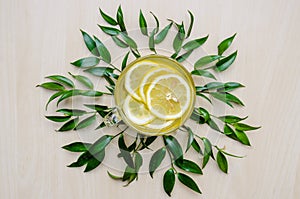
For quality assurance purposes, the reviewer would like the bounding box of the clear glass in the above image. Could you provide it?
[105,54,196,136]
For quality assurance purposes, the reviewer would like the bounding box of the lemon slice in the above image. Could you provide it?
[139,67,173,102]
[123,95,155,125]
[146,74,191,120]
[144,118,174,130]
[124,61,158,101]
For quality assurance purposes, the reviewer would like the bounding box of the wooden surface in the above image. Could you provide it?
[1,0,300,198]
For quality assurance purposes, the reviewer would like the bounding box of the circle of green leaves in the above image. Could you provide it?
[37,6,260,196]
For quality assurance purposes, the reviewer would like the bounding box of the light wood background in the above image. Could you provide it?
[1,0,300,198]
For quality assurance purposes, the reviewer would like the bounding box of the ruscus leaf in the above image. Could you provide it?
[139,10,148,35]
[99,8,118,26]
[182,35,209,51]
[94,36,111,63]
[80,29,99,56]
[177,173,202,194]
[71,57,100,68]
[155,23,172,44]
[218,33,236,55]
[149,147,166,178]
[62,142,92,152]
[163,169,175,196]
[46,75,74,88]
[37,82,65,91]
[215,51,238,72]
[216,151,228,173]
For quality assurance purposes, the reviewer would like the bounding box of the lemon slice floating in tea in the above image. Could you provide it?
[124,61,158,101]
[146,74,191,120]
[144,118,174,130]
[139,67,173,102]
[123,95,155,125]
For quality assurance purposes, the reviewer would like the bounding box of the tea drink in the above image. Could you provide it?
[114,55,195,135]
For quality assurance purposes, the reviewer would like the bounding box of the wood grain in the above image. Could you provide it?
[1,0,300,198]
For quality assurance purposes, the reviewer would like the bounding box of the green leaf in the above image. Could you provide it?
[62,142,91,152]
[210,92,244,107]
[84,104,108,112]
[184,126,194,152]
[191,69,217,80]
[224,124,235,135]
[94,36,111,63]
[182,35,209,51]
[150,11,159,34]
[80,90,103,97]
[98,25,120,36]
[196,93,212,104]
[116,5,126,33]
[45,115,71,122]
[46,75,74,88]
[218,33,236,55]
[155,23,172,44]
[176,50,193,63]
[71,57,100,68]
[186,10,194,38]
[57,117,79,132]
[149,147,166,178]
[75,114,96,130]
[215,51,237,72]
[45,91,64,110]
[80,30,99,56]
[202,138,213,168]
[190,108,210,124]
[134,152,143,172]
[84,67,114,77]
[120,150,134,168]
[121,52,130,70]
[122,166,136,183]
[234,123,261,131]
[163,135,183,160]
[202,82,224,91]
[99,8,118,26]
[218,82,245,92]
[88,135,113,155]
[54,90,83,105]
[163,169,175,196]
[120,32,137,49]
[175,159,203,174]
[207,118,221,132]
[68,151,92,167]
[218,115,248,124]
[149,30,156,53]
[173,23,185,54]
[191,139,203,155]
[107,171,123,180]
[95,122,106,130]
[216,151,228,173]
[223,152,244,159]
[130,48,141,58]
[139,136,157,150]
[68,72,94,89]
[84,150,105,172]
[177,173,202,194]
[194,55,222,69]
[139,10,148,35]
[57,109,87,116]
[37,82,65,91]
[117,134,135,168]
[234,130,251,146]
[111,36,128,48]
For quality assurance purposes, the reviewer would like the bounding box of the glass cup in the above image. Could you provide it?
[104,54,196,136]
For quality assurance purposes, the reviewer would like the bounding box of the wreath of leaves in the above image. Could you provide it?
[37,6,260,196]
